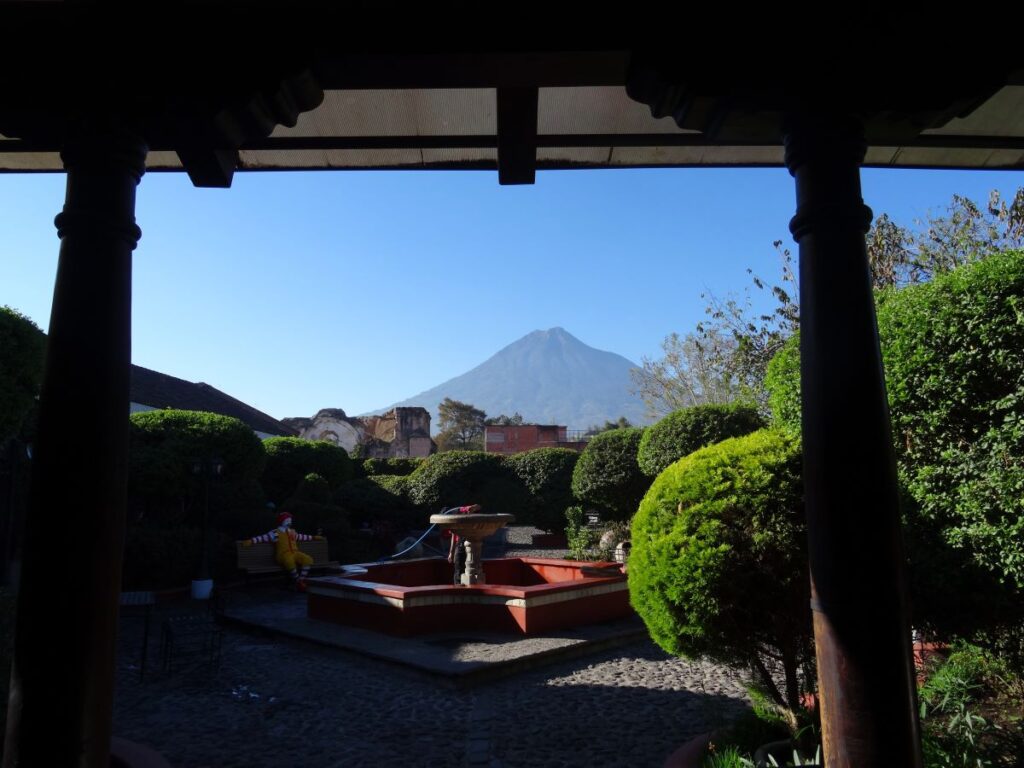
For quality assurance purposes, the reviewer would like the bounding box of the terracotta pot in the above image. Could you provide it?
[662,732,713,768]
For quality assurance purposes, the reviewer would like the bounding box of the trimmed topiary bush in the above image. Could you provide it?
[334,474,419,528]
[630,428,811,711]
[288,472,332,505]
[121,524,204,590]
[505,448,579,533]
[361,457,423,477]
[128,409,267,532]
[262,437,353,505]
[570,427,648,522]
[281,475,350,561]
[406,451,528,517]
[637,403,765,476]
[0,307,45,442]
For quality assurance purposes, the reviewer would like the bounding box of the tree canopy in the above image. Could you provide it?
[436,397,486,451]
[637,188,1024,414]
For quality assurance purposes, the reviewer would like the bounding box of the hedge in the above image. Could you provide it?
[629,429,810,709]
[0,307,45,442]
[361,457,424,477]
[275,472,346,559]
[764,251,1024,591]
[878,250,1024,589]
[334,474,419,529]
[763,337,800,432]
[505,448,579,533]
[128,409,266,534]
[570,427,648,522]
[262,436,353,505]
[637,403,765,476]
[406,451,528,518]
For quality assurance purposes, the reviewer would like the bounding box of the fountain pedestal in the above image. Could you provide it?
[429,512,514,586]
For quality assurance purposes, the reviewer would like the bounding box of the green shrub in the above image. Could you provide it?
[564,505,594,561]
[121,524,204,590]
[637,403,765,477]
[630,429,811,711]
[289,472,331,505]
[361,457,423,477]
[262,436,353,505]
[570,427,648,522]
[764,334,801,432]
[405,451,528,517]
[919,642,1023,768]
[0,307,45,442]
[128,410,267,535]
[763,251,1024,635]
[505,448,579,533]
[878,250,1024,589]
[334,474,419,529]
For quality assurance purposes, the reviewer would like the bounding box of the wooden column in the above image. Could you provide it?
[784,113,922,768]
[3,128,147,768]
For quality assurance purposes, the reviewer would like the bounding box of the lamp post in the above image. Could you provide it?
[190,456,224,600]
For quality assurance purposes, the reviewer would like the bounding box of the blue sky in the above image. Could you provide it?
[2,166,1023,422]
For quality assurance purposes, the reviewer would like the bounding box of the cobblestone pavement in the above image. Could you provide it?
[113,531,750,767]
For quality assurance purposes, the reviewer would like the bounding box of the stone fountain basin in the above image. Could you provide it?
[428,512,515,539]
[306,557,632,636]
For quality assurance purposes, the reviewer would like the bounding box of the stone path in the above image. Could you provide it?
[112,530,751,767]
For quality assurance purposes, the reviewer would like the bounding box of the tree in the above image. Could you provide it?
[436,398,486,451]
[630,330,746,419]
[868,189,1024,289]
[583,416,634,437]
[485,412,524,426]
[694,242,800,409]
[639,188,1023,416]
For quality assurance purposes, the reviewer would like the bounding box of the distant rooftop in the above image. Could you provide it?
[130,365,295,437]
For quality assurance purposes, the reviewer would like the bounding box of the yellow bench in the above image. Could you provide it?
[235,539,338,576]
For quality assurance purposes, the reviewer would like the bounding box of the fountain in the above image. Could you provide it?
[306,511,632,636]
[429,511,515,585]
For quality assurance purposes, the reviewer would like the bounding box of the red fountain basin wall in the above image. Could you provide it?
[306,557,632,636]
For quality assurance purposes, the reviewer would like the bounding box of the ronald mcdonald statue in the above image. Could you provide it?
[241,512,324,591]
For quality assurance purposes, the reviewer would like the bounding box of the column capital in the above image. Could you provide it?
[784,112,872,242]
[54,127,148,250]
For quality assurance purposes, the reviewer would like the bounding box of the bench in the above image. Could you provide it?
[235,539,338,576]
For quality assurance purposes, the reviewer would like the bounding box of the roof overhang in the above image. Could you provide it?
[1,10,1022,184]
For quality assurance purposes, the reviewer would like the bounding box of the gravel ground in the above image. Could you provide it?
[113,530,750,767]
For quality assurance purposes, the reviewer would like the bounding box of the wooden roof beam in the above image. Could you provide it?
[497,87,538,185]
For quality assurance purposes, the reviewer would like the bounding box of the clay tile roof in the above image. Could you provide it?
[130,365,295,437]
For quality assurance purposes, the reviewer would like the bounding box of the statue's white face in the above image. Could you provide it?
[280,518,292,529]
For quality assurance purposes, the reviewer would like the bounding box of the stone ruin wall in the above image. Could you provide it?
[284,407,434,458]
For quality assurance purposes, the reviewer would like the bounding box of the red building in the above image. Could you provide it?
[484,424,587,454]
